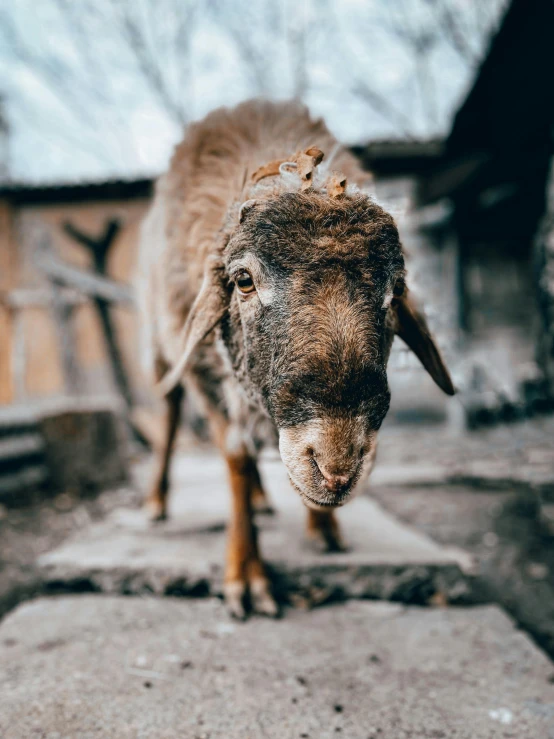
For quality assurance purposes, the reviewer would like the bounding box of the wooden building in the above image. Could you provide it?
[415,0,554,419]
[0,179,152,407]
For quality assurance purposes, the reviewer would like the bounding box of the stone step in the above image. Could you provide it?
[0,408,48,502]
[0,433,44,460]
[0,596,552,738]
[0,465,49,497]
[38,452,475,603]
[0,400,128,504]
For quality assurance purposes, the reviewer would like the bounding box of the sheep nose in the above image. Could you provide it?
[316,463,352,492]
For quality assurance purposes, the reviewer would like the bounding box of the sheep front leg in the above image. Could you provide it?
[223,450,279,619]
[306,508,345,552]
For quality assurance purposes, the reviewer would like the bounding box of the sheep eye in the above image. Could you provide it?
[236,270,255,295]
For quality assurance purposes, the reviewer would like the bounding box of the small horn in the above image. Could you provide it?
[251,159,288,183]
[251,146,325,187]
[327,172,347,198]
[295,147,325,190]
[305,147,324,166]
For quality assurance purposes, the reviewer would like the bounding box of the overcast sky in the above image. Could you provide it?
[0,0,508,184]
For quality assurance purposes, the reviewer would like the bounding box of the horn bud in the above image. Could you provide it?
[295,147,325,190]
[251,146,325,188]
[327,172,347,198]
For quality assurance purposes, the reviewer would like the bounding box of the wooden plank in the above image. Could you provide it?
[49,280,81,395]
[11,309,26,402]
[0,287,86,309]
[63,220,138,419]
[0,303,13,403]
[35,251,134,305]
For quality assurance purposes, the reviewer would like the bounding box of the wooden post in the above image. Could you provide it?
[62,220,149,448]
[11,307,26,402]
[63,219,134,410]
[49,278,80,395]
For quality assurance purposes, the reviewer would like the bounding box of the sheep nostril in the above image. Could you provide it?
[322,472,351,493]
[312,459,352,492]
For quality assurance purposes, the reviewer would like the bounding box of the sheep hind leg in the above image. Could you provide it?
[306,508,346,553]
[246,457,275,515]
[145,361,184,521]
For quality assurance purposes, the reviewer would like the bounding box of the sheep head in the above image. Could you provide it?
[161,151,454,510]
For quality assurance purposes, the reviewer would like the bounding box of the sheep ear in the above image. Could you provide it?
[239,199,258,223]
[394,289,456,396]
[156,256,230,396]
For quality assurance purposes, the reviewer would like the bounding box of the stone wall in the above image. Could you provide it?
[0,400,128,504]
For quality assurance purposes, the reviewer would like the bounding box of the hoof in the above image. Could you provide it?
[253,501,276,516]
[306,529,347,554]
[251,491,276,516]
[223,577,280,620]
[144,499,167,523]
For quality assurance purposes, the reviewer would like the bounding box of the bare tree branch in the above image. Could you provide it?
[287,0,308,100]
[352,82,417,139]
[108,0,188,125]
[208,0,274,96]
[422,0,479,64]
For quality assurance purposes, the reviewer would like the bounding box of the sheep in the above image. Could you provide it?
[136,99,455,619]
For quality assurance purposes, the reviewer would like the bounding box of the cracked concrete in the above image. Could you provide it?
[37,452,474,604]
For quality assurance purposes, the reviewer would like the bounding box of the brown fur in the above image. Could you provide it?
[306,508,344,552]
[140,100,364,355]
[137,99,454,617]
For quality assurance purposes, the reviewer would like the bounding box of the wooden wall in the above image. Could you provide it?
[0,201,15,403]
[0,196,150,406]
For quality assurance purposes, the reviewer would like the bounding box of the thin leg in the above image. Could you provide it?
[223,448,278,619]
[145,382,184,521]
[246,456,275,515]
[306,508,345,552]
[187,367,277,617]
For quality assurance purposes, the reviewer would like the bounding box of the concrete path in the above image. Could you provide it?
[38,452,473,603]
[373,418,554,496]
[1,596,554,738]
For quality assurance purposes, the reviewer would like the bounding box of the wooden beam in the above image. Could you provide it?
[35,251,134,305]
[49,279,81,395]
[0,287,86,309]
[11,309,26,402]
[63,218,138,423]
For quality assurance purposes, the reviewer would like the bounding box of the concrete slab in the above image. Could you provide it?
[1,596,553,738]
[38,453,473,603]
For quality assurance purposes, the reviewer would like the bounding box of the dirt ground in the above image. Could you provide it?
[0,482,142,619]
